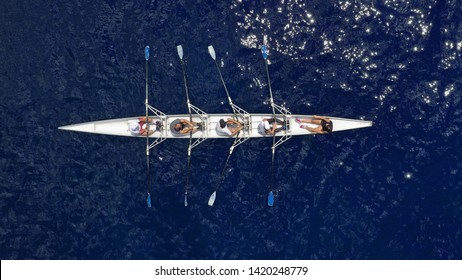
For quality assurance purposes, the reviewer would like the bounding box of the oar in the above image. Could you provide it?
[208,134,240,206]
[145,45,152,208]
[262,44,277,207]
[177,45,193,207]
[208,46,236,115]
[261,45,275,116]
[207,45,242,206]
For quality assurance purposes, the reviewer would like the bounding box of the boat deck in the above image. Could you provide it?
[59,114,372,138]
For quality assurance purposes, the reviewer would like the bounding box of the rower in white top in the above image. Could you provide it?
[216,118,243,136]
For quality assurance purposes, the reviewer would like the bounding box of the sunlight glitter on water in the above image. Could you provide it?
[444,84,454,97]
[232,0,317,59]
[239,34,258,49]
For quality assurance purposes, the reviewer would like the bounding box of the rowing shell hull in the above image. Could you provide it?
[58,114,372,138]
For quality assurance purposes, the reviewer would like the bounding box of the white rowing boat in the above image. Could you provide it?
[60,44,372,207]
[58,114,372,138]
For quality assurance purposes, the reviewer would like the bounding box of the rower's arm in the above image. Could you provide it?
[181,119,191,125]
[181,126,198,134]
[230,127,241,136]
[266,123,276,135]
[140,130,154,136]
[180,127,190,134]
[228,119,243,127]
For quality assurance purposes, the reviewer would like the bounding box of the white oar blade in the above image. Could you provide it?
[208,45,216,60]
[208,191,217,206]
[184,192,188,207]
[177,45,184,59]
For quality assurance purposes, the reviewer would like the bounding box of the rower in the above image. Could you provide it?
[170,118,202,135]
[128,117,160,136]
[216,118,243,136]
[257,118,286,136]
[296,116,333,134]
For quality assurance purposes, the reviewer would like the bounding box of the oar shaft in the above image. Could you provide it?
[209,45,239,120]
[186,140,192,188]
[270,145,275,191]
[261,45,276,117]
[264,60,276,117]
[179,61,193,118]
[214,131,239,192]
[214,147,234,191]
[214,60,234,106]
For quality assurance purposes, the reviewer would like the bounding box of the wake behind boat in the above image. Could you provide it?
[60,44,372,207]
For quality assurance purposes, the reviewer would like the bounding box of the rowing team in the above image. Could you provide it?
[128,115,333,136]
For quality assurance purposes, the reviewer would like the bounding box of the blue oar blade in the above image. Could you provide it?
[261,45,268,59]
[268,191,274,206]
[145,46,150,61]
[147,192,152,208]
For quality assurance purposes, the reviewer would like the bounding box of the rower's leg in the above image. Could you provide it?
[301,125,322,133]
[303,118,322,125]
[308,126,323,133]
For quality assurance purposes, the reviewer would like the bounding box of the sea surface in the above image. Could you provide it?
[1,0,461,259]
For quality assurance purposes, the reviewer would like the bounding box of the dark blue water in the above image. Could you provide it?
[1,0,461,259]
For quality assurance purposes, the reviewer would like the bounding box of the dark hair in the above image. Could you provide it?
[174,123,181,131]
[326,121,333,133]
[219,119,226,128]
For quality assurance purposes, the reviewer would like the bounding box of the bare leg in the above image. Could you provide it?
[302,125,323,133]
[309,126,322,133]
[141,130,155,136]
[301,118,322,125]
[268,118,284,125]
